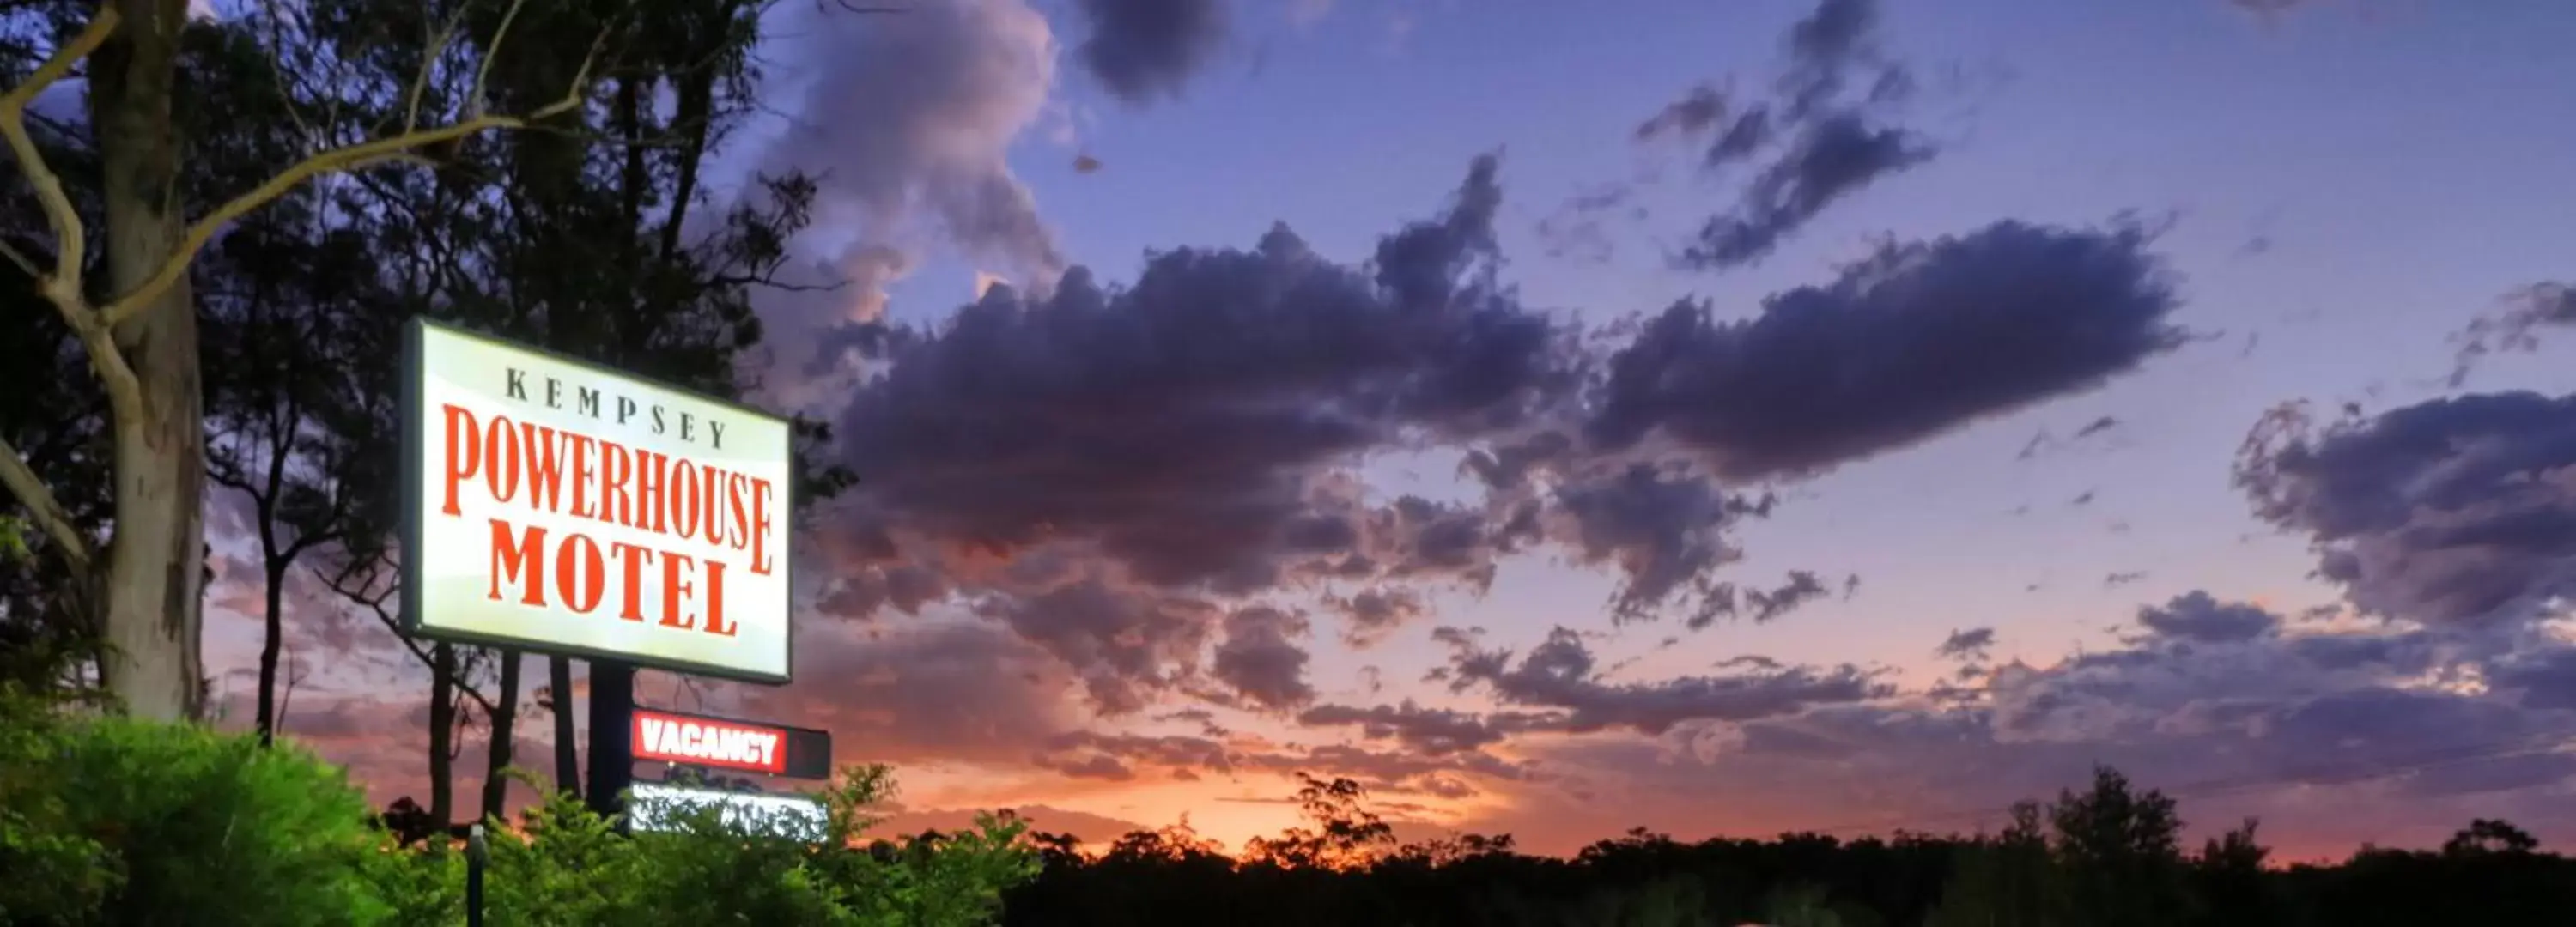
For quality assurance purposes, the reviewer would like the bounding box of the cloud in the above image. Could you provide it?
[1664,0,1938,270]
[2137,591,2280,643]
[2239,391,2576,628]
[1437,627,1892,736]
[975,580,1222,715]
[1212,606,1316,711]
[1936,627,1997,662]
[747,0,1066,397]
[1634,83,1729,143]
[1589,219,2186,482]
[1072,0,1230,104]
[2450,282,2576,386]
[737,620,1086,765]
[1462,591,2576,856]
[1325,587,1427,647]
[811,156,1598,706]
[1296,700,1527,755]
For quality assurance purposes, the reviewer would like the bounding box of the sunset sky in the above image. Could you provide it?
[200,0,2576,863]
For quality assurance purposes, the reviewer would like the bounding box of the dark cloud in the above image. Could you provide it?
[1041,730,1236,777]
[1936,627,1996,662]
[2450,282,2576,387]
[1211,606,1315,712]
[1590,220,2186,482]
[2489,646,2576,712]
[738,621,1084,764]
[1668,0,1938,270]
[1074,0,1230,104]
[1040,753,1138,781]
[1457,582,2576,855]
[2239,391,2576,627]
[2136,591,2280,643]
[1685,114,1935,270]
[1296,700,1530,755]
[1546,463,1770,627]
[744,0,1064,405]
[1440,627,1891,736]
[832,155,1572,591]
[814,157,1600,707]
[1634,83,1728,142]
[1325,588,1427,647]
[975,581,1221,715]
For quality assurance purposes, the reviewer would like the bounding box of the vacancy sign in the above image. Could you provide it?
[632,708,834,779]
[401,318,796,683]
[628,783,828,841]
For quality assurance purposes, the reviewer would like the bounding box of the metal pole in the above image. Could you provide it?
[465,822,487,927]
[584,660,637,831]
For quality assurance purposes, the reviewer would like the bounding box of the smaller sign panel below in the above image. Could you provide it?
[631,707,834,779]
[628,783,827,841]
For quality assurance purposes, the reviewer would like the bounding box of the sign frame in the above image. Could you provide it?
[399,316,801,685]
[631,706,835,779]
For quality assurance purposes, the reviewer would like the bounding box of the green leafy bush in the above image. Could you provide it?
[3,705,387,926]
[3,711,1039,926]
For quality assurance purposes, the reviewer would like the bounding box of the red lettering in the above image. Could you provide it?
[568,434,597,520]
[612,541,653,621]
[726,473,752,553]
[488,519,545,605]
[634,450,668,535]
[520,421,567,513]
[659,551,697,630]
[600,442,634,528]
[440,405,481,517]
[702,465,730,548]
[750,478,775,576]
[555,533,606,614]
[484,416,524,505]
[671,460,702,540]
[702,557,733,637]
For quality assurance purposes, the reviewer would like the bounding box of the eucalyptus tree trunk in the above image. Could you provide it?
[87,0,204,722]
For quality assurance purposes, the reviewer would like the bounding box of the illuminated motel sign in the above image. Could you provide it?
[399,318,796,682]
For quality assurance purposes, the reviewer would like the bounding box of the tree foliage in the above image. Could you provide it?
[1005,766,2576,927]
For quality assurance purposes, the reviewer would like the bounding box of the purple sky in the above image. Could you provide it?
[203,0,2576,861]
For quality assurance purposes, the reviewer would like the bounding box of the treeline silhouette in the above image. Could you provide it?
[993,769,2576,926]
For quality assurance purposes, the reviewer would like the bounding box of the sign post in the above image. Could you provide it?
[399,318,800,829]
[585,663,636,823]
[465,822,487,927]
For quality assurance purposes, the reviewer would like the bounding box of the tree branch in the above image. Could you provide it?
[0,9,117,289]
[0,433,93,571]
[2,9,148,433]
[98,5,617,330]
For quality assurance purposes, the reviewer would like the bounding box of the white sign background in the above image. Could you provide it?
[404,320,794,682]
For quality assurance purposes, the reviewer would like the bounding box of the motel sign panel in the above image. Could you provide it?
[401,318,796,683]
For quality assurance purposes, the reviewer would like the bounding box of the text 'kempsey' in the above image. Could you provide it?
[439,397,779,635]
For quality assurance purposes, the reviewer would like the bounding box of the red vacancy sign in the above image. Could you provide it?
[633,709,787,774]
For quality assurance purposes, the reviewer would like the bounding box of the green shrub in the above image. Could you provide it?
[431,764,1042,926]
[0,688,118,923]
[3,707,388,926]
[3,708,1039,926]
